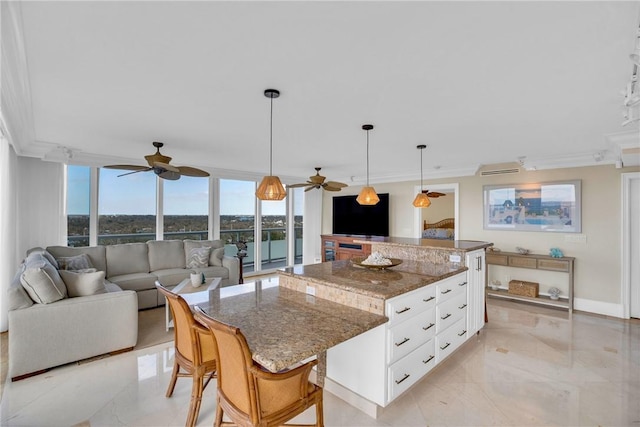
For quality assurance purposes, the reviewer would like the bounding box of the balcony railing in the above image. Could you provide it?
[67,227,302,272]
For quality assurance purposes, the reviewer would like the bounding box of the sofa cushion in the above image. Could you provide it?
[103,280,123,293]
[106,243,149,277]
[147,240,186,271]
[183,240,225,266]
[186,247,211,269]
[154,268,190,286]
[20,254,67,304]
[108,272,157,292]
[56,253,94,271]
[8,262,34,310]
[192,266,229,280]
[46,245,107,273]
[59,270,108,297]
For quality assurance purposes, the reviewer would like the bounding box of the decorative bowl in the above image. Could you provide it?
[351,257,403,270]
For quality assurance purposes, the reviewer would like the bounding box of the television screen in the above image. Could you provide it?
[332,193,389,236]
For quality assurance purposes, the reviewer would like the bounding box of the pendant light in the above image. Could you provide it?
[356,124,380,205]
[256,89,287,201]
[413,144,431,208]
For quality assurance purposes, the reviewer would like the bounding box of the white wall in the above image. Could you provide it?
[323,164,640,316]
[16,157,66,257]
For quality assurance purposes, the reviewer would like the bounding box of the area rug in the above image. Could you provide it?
[135,306,174,350]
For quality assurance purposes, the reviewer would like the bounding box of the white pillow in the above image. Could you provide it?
[20,255,68,304]
[186,247,211,269]
[59,270,107,298]
[56,253,93,271]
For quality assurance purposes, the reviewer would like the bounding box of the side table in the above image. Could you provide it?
[165,277,222,330]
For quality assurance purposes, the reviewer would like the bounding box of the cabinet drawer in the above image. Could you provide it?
[508,256,537,269]
[486,253,508,265]
[435,317,467,363]
[436,292,467,333]
[387,308,436,364]
[386,285,435,326]
[388,339,436,401]
[537,259,570,272]
[435,273,467,304]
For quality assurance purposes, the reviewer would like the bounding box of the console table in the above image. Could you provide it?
[485,251,574,312]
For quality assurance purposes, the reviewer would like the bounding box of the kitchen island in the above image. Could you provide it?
[278,240,491,417]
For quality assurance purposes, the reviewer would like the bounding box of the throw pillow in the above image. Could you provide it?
[59,270,108,298]
[422,229,438,238]
[210,247,225,267]
[20,255,68,304]
[8,262,34,310]
[186,247,211,269]
[56,253,94,271]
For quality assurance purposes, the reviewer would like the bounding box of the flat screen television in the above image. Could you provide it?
[332,193,389,237]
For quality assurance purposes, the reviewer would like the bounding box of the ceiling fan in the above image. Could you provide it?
[422,190,446,198]
[288,167,348,192]
[103,142,210,180]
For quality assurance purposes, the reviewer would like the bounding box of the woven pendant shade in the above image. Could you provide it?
[357,186,380,205]
[412,192,431,208]
[256,175,286,201]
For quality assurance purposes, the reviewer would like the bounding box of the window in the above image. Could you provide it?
[261,198,286,270]
[163,176,208,240]
[219,179,256,272]
[98,168,156,244]
[66,165,91,247]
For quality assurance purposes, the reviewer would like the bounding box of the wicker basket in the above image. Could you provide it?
[508,280,539,297]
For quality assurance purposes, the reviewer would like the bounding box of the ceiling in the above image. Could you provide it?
[7,1,640,184]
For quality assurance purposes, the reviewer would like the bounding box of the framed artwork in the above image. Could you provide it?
[483,180,581,232]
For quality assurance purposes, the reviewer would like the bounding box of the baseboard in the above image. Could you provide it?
[573,298,624,318]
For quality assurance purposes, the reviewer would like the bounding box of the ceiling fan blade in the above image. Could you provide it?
[323,185,343,191]
[176,166,210,177]
[428,192,446,198]
[304,185,319,192]
[287,182,312,188]
[153,162,180,173]
[103,164,149,171]
[117,168,151,177]
[325,181,348,188]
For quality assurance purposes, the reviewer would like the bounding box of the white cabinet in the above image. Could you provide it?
[327,271,472,407]
[465,249,486,335]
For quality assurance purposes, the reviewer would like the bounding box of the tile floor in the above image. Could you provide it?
[1,299,639,426]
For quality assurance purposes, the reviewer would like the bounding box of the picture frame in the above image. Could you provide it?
[483,180,581,232]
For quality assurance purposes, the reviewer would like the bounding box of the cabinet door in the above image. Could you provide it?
[465,249,486,335]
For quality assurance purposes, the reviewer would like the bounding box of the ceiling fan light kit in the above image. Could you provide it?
[413,144,431,208]
[357,124,379,206]
[256,89,287,201]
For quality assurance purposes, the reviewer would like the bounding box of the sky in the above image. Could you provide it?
[67,166,303,216]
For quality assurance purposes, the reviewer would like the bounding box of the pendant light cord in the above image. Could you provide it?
[420,147,424,191]
[366,129,370,186]
[269,95,274,176]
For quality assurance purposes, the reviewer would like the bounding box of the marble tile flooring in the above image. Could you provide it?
[1,299,639,426]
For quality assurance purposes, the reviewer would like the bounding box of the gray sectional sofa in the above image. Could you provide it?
[46,239,240,309]
[8,239,239,380]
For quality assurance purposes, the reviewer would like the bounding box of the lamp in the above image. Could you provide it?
[356,124,379,205]
[413,144,431,208]
[256,89,287,201]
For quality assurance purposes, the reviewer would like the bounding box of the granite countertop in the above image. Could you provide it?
[279,259,467,300]
[353,236,493,252]
[197,280,388,372]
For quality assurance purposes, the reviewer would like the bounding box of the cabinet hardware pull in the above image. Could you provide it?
[441,289,452,294]
[395,373,410,384]
[423,355,435,364]
[476,256,482,271]
[395,337,410,347]
[458,330,467,336]
[458,281,467,286]
[440,342,451,350]
[458,304,467,309]
[422,323,435,331]
[441,313,451,320]
[395,307,411,314]
[423,296,435,302]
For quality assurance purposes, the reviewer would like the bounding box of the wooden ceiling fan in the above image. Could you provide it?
[422,190,446,198]
[288,167,348,192]
[103,142,209,180]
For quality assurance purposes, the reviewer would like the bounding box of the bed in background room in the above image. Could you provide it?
[422,218,455,240]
